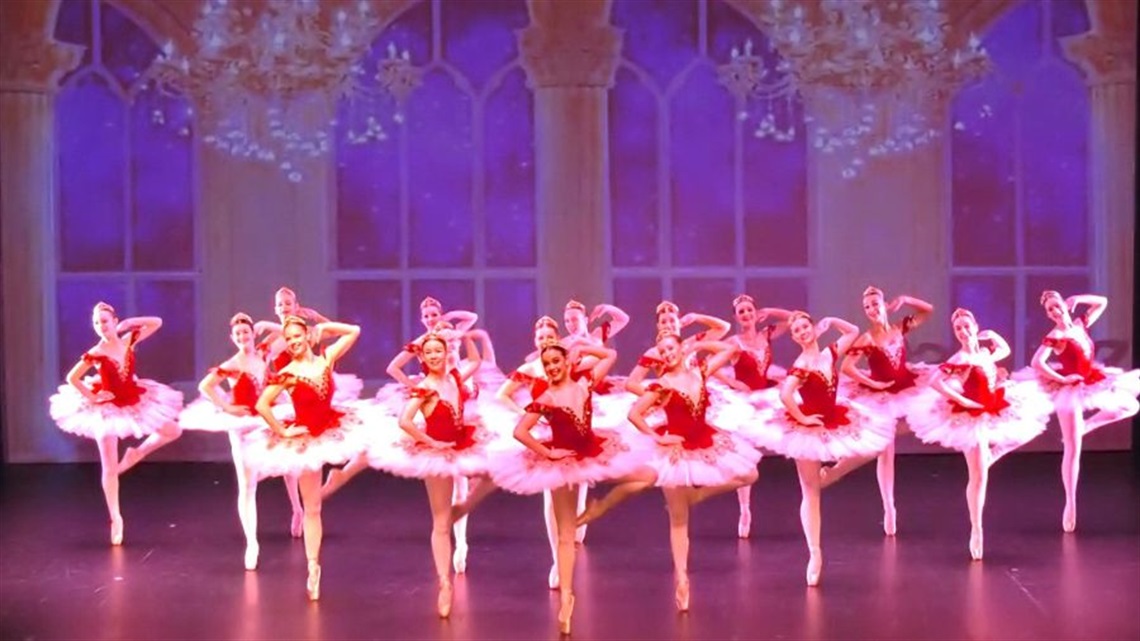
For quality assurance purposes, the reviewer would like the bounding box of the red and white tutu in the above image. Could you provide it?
[50,379,183,440]
[1013,366,1140,415]
[490,429,655,494]
[239,406,369,478]
[748,390,897,462]
[904,381,1053,452]
[647,429,761,487]
[837,363,936,420]
[364,419,503,479]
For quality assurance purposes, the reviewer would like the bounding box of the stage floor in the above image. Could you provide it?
[2,452,1138,640]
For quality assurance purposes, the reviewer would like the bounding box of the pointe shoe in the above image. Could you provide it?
[290,511,304,539]
[674,576,690,612]
[548,564,560,590]
[737,507,752,539]
[969,528,984,561]
[437,580,453,618]
[452,544,468,575]
[1062,504,1077,533]
[244,543,260,571]
[806,552,822,587]
[109,514,124,546]
[558,593,575,635]
[306,563,322,601]
[883,506,898,537]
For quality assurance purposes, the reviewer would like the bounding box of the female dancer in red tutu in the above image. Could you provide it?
[493,315,590,589]
[383,296,479,390]
[1026,291,1139,532]
[486,342,656,634]
[906,308,1051,559]
[623,301,731,396]
[714,294,793,538]
[50,302,183,545]
[179,313,280,569]
[257,286,364,403]
[822,287,934,536]
[747,312,896,585]
[622,333,760,611]
[246,317,367,600]
[366,332,499,617]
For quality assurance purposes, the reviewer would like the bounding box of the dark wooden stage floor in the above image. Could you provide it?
[2,452,1138,640]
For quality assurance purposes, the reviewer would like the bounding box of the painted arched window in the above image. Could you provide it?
[950,0,1091,365]
[334,0,536,379]
[608,0,809,364]
[53,0,198,383]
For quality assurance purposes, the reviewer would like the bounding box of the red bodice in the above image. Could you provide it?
[272,367,342,437]
[940,361,1010,415]
[650,367,717,449]
[213,367,265,411]
[82,330,144,406]
[526,387,606,458]
[732,327,777,391]
[787,345,850,429]
[411,370,476,449]
[851,316,918,393]
[1042,322,1105,384]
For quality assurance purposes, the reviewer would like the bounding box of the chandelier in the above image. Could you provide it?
[719,0,990,178]
[145,0,423,181]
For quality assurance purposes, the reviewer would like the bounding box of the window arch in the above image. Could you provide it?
[950,0,1091,366]
[333,0,537,380]
[608,0,809,364]
[52,0,198,384]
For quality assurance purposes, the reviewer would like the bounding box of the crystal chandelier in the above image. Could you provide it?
[720,0,990,178]
[145,0,423,181]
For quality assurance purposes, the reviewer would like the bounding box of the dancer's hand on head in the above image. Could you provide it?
[679,313,697,327]
[589,305,606,322]
[886,297,905,313]
[546,448,575,461]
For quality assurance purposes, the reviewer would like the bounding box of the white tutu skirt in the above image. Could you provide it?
[364,415,504,479]
[240,406,369,479]
[331,373,364,404]
[648,429,761,488]
[178,397,298,434]
[490,429,655,495]
[49,379,183,440]
[904,381,1053,452]
[837,363,936,421]
[748,391,897,462]
[1012,366,1140,415]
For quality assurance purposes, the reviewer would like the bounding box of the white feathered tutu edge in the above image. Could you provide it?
[1012,365,1140,415]
[331,373,364,404]
[49,378,183,440]
[648,429,762,488]
[904,381,1053,452]
[178,397,297,434]
[837,363,937,420]
[363,410,506,479]
[239,405,369,478]
[489,429,656,495]
[746,389,896,462]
